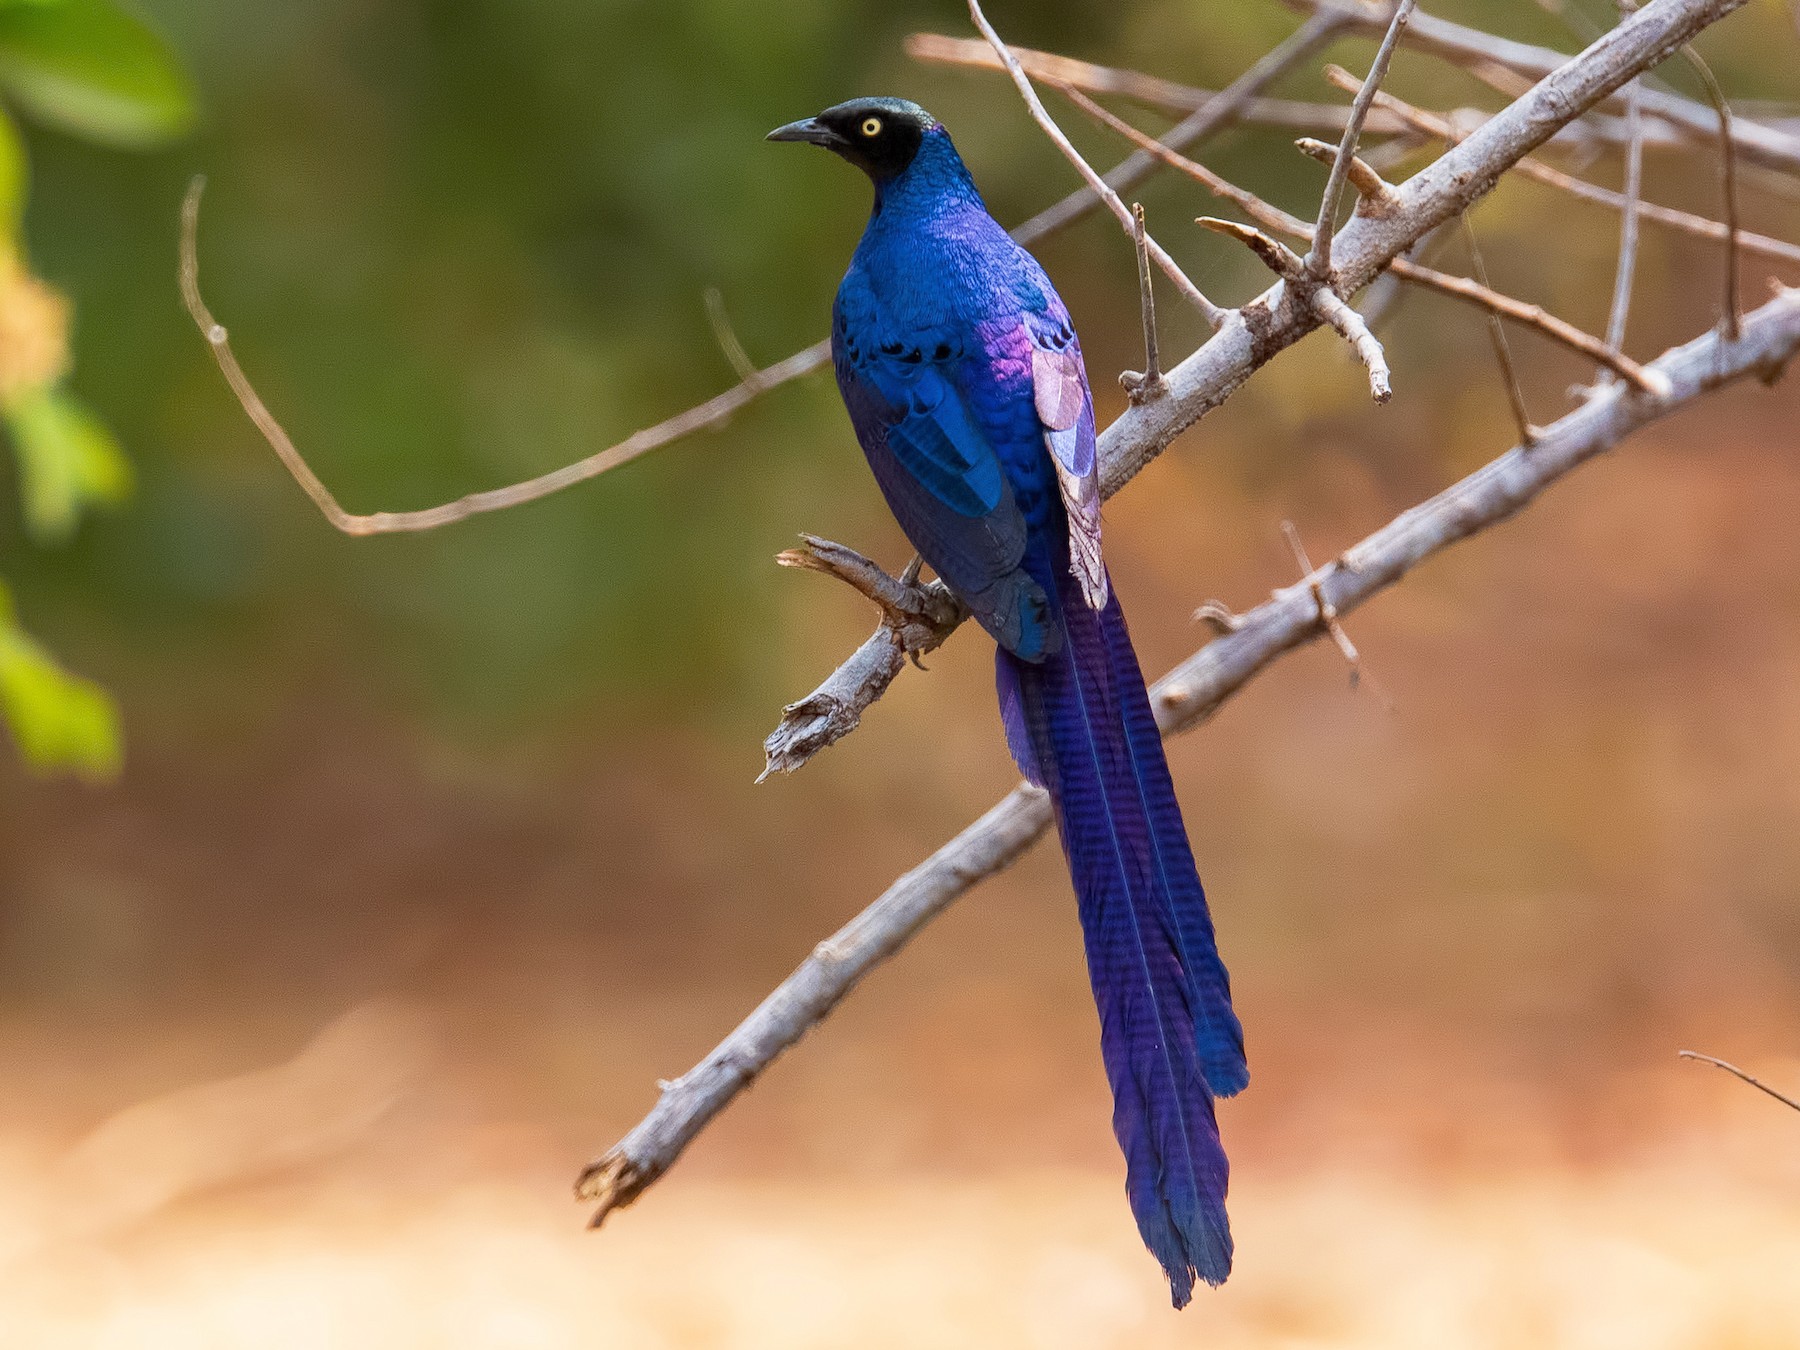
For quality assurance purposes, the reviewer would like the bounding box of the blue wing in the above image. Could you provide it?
[833,305,1056,661]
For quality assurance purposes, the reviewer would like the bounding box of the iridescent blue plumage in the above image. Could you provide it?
[772,97,1246,1306]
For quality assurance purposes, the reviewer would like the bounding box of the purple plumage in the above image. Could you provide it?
[771,96,1246,1305]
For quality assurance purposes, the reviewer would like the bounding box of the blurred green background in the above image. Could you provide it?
[2,1,1800,1344]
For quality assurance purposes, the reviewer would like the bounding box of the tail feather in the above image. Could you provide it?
[999,570,1244,1306]
[1096,594,1247,1097]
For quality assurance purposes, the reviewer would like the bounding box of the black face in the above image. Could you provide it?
[766,97,934,180]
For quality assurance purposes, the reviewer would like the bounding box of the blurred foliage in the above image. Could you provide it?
[0,574,118,776]
[0,0,189,775]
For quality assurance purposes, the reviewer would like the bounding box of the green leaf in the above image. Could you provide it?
[0,103,23,233]
[4,384,132,542]
[0,577,121,779]
[0,0,194,148]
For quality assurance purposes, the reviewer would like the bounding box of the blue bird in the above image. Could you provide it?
[769,97,1246,1306]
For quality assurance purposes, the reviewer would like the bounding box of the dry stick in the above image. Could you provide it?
[1119,203,1166,401]
[1397,254,1665,392]
[1295,136,1401,215]
[179,179,833,537]
[703,288,761,387]
[1679,44,1744,338]
[1279,518,1382,700]
[764,0,1764,779]
[1053,82,1313,239]
[1280,0,1800,176]
[1679,1050,1800,1114]
[1332,75,1800,266]
[963,0,1226,328]
[1605,75,1647,366]
[582,285,1800,1224]
[1309,0,1418,281]
[1456,216,1539,444]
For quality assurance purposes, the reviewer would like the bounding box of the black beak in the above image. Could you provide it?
[766,116,845,150]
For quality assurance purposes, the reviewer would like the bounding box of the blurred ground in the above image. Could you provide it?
[5,392,1800,1345]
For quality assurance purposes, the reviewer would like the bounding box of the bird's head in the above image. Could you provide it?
[766,97,939,181]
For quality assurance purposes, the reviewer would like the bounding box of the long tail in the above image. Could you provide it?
[997,571,1246,1307]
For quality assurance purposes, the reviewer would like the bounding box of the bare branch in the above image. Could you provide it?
[1308,0,1417,281]
[1283,0,1800,176]
[1119,203,1166,402]
[181,178,833,537]
[963,0,1227,329]
[764,0,1766,775]
[1679,1051,1800,1114]
[1679,44,1743,338]
[1603,75,1647,365]
[1312,288,1395,402]
[583,284,1800,1224]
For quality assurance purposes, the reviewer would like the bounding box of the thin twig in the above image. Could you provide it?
[180,178,832,536]
[703,288,761,386]
[1308,0,1417,282]
[1119,203,1166,401]
[963,0,1227,328]
[1053,82,1311,239]
[1604,75,1647,366]
[1006,12,1350,245]
[1280,519,1389,703]
[1395,250,1668,394]
[1295,137,1401,215]
[1679,44,1743,338]
[1196,216,1306,280]
[1454,216,1538,443]
[584,285,1800,1224]
[1679,1051,1800,1113]
[1313,289,1395,402]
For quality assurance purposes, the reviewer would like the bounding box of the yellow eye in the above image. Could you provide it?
[861,117,883,137]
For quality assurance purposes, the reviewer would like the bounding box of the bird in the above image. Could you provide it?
[768,96,1246,1307]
